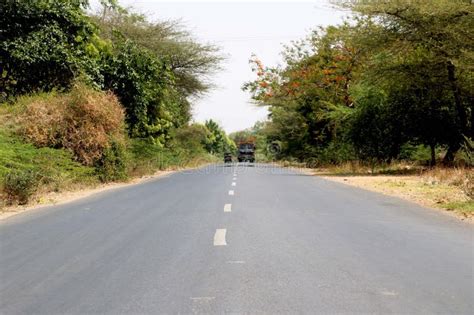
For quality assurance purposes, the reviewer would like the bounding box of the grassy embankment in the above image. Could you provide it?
[0,91,217,210]
[280,160,473,219]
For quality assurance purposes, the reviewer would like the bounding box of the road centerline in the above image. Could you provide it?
[213,229,227,246]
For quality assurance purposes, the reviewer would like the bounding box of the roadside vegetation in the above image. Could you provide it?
[242,0,473,217]
[0,0,233,208]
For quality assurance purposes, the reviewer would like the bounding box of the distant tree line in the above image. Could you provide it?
[243,0,473,166]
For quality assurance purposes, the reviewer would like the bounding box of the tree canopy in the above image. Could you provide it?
[244,1,473,165]
[1,0,224,146]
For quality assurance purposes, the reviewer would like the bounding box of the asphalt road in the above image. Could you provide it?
[1,164,473,314]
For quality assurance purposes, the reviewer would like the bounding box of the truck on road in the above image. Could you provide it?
[238,138,256,163]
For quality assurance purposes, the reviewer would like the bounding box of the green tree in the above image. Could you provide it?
[90,4,223,143]
[99,38,177,141]
[204,119,234,154]
[333,0,474,163]
[0,0,99,100]
[243,22,366,160]
[91,6,223,98]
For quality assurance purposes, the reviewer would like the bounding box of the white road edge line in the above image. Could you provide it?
[224,204,232,212]
[228,190,234,195]
[214,229,227,246]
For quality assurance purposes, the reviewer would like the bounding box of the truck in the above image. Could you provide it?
[237,138,256,163]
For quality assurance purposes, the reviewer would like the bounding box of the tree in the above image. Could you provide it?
[333,0,474,163]
[243,22,367,160]
[89,4,223,142]
[244,2,473,165]
[91,6,223,98]
[204,119,234,154]
[99,38,177,141]
[0,0,99,100]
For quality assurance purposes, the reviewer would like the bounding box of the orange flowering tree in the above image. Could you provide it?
[243,2,473,165]
[243,22,367,160]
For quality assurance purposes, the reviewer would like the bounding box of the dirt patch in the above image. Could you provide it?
[0,170,175,221]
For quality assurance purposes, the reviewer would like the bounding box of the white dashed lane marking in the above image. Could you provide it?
[213,229,227,246]
[229,190,234,195]
[224,204,232,212]
[232,182,236,186]
[190,297,216,301]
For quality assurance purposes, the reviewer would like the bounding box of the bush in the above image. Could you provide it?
[95,139,128,182]
[15,84,126,166]
[399,143,432,165]
[3,169,38,205]
[0,129,97,194]
[456,136,473,167]
[170,124,210,157]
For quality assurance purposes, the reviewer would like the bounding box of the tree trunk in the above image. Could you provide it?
[443,61,467,164]
[430,143,436,167]
[443,143,459,165]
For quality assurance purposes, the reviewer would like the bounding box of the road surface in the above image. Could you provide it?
[1,164,473,314]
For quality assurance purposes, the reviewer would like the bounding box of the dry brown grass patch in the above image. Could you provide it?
[16,84,126,166]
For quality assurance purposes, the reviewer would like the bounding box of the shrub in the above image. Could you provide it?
[456,136,473,167]
[16,84,126,166]
[170,124,210,157]
[95,139,128,182]
[3,169,38,205]
[399,143,432,165]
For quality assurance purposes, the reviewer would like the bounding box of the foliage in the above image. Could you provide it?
[90,5,223,140]
[348,88,404,162]
[0,1,229,206]
[1,135,93,185]
[91,7,223,97]
[3,169,38,205]
[333,0,474,163]
[243,22,367,161]
[399,144,433,165]
[1,0,223,146]
[458,136,473,167]
[127,130,218,177]
[170,124,210,157]
[204,120,236,154]
[15,84,126,166]
[0,0,99,101]
[243,1,473,166]
[95,139,128,182]
[99,38,177,140]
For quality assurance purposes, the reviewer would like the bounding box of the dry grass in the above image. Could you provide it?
[15,84,126,166]
[421,167,473,199]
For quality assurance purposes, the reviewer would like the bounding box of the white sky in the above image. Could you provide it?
[107,1,348,132]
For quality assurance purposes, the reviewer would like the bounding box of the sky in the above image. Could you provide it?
[104,1,348,132]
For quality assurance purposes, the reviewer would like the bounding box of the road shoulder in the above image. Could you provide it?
[0,170,176,221]
[286,165,473,223]
[323,175,473,223]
